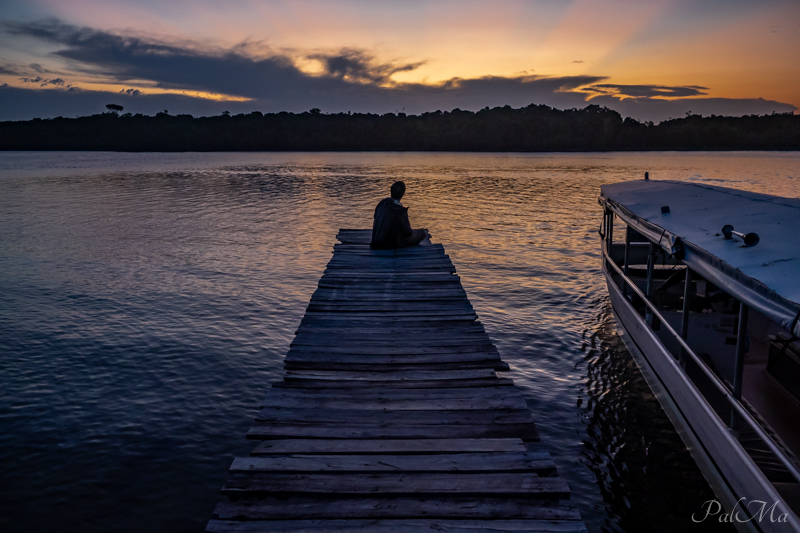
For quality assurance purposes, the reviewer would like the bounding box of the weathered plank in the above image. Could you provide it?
[312,286,466,292]
[305,306,474,315]
[326,261,454,267]
[303,311,478,319]
[283,353,502,365]
[272,378,515,389]
[309,296,468,303]
[297,323,489,336]
[319,278,458,284]
[250,438,528,455]
[324,265,456,273]
[222,472,569,496]
[288,342,497,352]
[286,345,498,355]
[207,519,586,532]
[282,361,511,372]
[295,324,485,334]
[320,276,461,284]
[262,387,521,403]
[300,314,479,323]
[230,452,554,474]
[260,395,527,411]
[291,335,492,347]
[262,387,524,402]
[317,283,462,291]
[288,344,496,353]
[310,293,469,302]
[282,369,498,381]
[330,248,445,253]
[297,317,480,326]
[213,497,580,521]
[328,250,448,257]
[329,249,447,255]
[253,408,534,425]
[331,247,447,252]
[316,280,462,288]
[330,250,449,257]
[294,328,487,335]
[329,254,452,261]
[246,422,539,441]
[321,270,457,276]
[332,245,446,252]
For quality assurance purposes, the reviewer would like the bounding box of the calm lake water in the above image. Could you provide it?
[1,151,798,533]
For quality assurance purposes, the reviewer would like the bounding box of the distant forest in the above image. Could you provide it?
[1,104,798,152]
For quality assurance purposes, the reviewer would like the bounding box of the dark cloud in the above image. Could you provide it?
[0,61,55,76]
[19,75,67,87]
[120,88,142,96]
[572,60,584,64]
[4,18,319,98]
[0,64,21,75]
[587,94,796,122]
[585,84,709,98]
[308,49,424,84]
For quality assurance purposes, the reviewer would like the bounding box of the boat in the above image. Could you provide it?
[599,178,800,532]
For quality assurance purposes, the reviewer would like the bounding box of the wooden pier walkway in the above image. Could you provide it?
[207,229,586,533]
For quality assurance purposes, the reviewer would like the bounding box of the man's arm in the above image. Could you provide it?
[397,208,414,237]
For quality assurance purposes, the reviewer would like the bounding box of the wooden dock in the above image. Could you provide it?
[207,229,586,532]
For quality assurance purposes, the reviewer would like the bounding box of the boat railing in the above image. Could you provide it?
[601,243,800,484]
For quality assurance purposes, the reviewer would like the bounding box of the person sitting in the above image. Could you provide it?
[370,181,428,249]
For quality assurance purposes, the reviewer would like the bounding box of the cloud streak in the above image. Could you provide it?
[20,76,66,87]
[585,84,709,98]
[308,49,425,85]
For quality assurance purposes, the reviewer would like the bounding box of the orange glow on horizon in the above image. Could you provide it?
[0,79,253,103]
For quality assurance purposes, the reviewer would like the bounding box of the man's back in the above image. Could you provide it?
[370,197,413,249]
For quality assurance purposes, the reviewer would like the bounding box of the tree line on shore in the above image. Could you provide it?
[0,104,798,151]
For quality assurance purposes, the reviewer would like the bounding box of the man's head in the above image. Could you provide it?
[390,181,406,200]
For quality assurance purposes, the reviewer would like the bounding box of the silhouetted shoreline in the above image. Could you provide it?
[1,104,798,152]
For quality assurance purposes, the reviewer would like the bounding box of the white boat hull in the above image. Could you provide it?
[603,261,799,532]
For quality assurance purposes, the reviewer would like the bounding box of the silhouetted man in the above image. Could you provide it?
[370,181,428,249]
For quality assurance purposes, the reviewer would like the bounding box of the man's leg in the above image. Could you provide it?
[419,229,432,246]
[395,228,428,248]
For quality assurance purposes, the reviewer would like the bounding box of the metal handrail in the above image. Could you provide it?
[602,245,800,483]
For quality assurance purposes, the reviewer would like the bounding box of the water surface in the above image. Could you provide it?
[1,151,798,532]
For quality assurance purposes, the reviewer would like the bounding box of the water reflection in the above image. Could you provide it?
[1,151,797,532]
[579,305,733,532]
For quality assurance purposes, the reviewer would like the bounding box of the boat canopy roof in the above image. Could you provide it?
[600,180,800,337]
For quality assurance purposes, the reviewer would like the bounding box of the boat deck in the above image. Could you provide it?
[206,229,586,532]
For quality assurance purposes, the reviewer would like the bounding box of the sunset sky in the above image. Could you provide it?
[0,0,798,122]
